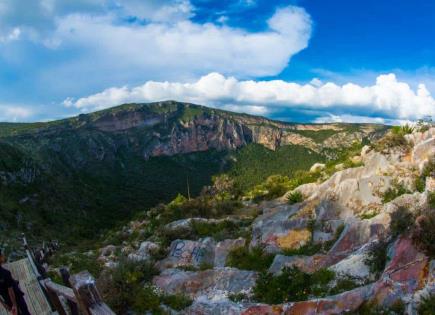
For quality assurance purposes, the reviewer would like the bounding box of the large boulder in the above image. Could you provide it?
[128,241,159,261]
[157,237,246,270]
[214,238,246,267]
[157,238,216,270]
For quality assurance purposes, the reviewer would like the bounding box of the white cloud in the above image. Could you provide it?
[0,105,33,121]
[45,5,311,78]
[69,72,435,121]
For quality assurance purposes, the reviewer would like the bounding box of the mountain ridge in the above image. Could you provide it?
[0,101,388,248]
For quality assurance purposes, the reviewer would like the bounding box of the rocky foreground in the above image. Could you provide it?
[93,127,434,314]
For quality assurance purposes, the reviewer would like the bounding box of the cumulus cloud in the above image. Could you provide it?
[69,72,435,121]
[44,5,311,79]
[0,105,33,121]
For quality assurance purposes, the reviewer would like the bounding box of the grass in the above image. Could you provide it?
[226,246,275,272]
[389,207,414,237]
[382,181,411,203]
[253,267,358,304]
[418,294,435,315]
[287,191,303,205]
[365,238,389,277]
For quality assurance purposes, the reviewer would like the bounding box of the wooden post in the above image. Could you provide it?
[69,271,115,315]
[60,268,79,315]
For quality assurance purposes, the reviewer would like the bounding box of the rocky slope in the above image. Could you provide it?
[0,101,387,246]
[89,125,434,314]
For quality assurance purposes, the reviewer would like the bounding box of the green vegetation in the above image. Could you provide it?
[253,267,358,304]
[287,191,303,205]
[389,207,414,237]
[226,246,275,272]
[351,300,405,315]
[372,127,411,152]
[382,181,411,203]
[227,144,325,192]
[418,294,435,315]
[365,239,389,277]
[290,129,338,143]
[412,208,435,258]
[98,259,192,314]
[49,251,103,278]
[282,224,344,256]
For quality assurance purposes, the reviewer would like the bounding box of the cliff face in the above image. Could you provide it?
[0,101,388,245]
[73,101,386,160]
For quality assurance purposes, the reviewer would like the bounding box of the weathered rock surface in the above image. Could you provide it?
[157,237,246,270]
[128,241,159,261]
[153,267,257,299]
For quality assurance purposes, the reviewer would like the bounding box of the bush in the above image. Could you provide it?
[389,207,414,237]
[365,239,389,277]
[253,267,347,304]
[226,246,275,272]
[412,208,435,258]
[382,182,411,203]
[287,191,303,205]
[372,131,409,152]
[161,293,192,311]
[429,191,435,209]
[98,259,159,314]
[418,294,435,315]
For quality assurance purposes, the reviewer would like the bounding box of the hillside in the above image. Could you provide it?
[0,101,387,249]
[49,124,434,314]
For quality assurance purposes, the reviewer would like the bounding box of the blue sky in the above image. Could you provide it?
[0,0,434,123]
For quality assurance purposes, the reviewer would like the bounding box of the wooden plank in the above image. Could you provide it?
[1,259,53,315]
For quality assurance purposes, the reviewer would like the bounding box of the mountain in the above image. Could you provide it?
[0,101,388,246]
[65,124,434,315]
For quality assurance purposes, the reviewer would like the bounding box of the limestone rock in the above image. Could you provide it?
[128,241,159,262]
[153,267,257,300]
[157,238,216,270]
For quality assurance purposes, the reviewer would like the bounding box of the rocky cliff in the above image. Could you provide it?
[87,125,435,314]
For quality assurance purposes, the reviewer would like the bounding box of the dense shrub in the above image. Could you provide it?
[365,239,389,277]
[382,182,411,203]
[287,191,303,205]
[412,208,435,258]
[418,294,435,315]
[372,130,409,152]
[98,259,192,314]
[226,246,275,272]
[99,259,159,314]
[389,207,414,237]
[253,267,355,304]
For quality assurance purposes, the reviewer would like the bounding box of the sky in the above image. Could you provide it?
[0,0,434,124]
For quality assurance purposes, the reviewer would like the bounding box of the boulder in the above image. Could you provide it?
[250,203,308,252]
[214,238,246,267]
[370,237,429,308]
[153,267,257,300]
[328,242,372,281]
[128,241,159,261]
[157,238,216,270]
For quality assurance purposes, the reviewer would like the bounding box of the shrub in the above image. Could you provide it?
[365,238,389,277]
[287,191,303,205]
[191,219,251,241]
[429,191,435,209]
[418,294,435,315]
[228,292,249,303]
[161,293,192,311]
[412,208,435,258]
[98,259,159,314]
[372,131,409,152]
[389,206,414,237]
[382,181,410,203]
[226,246,275,272]
[253,267,346,304]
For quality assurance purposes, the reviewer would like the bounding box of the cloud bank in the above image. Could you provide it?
[68,72,435,122]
